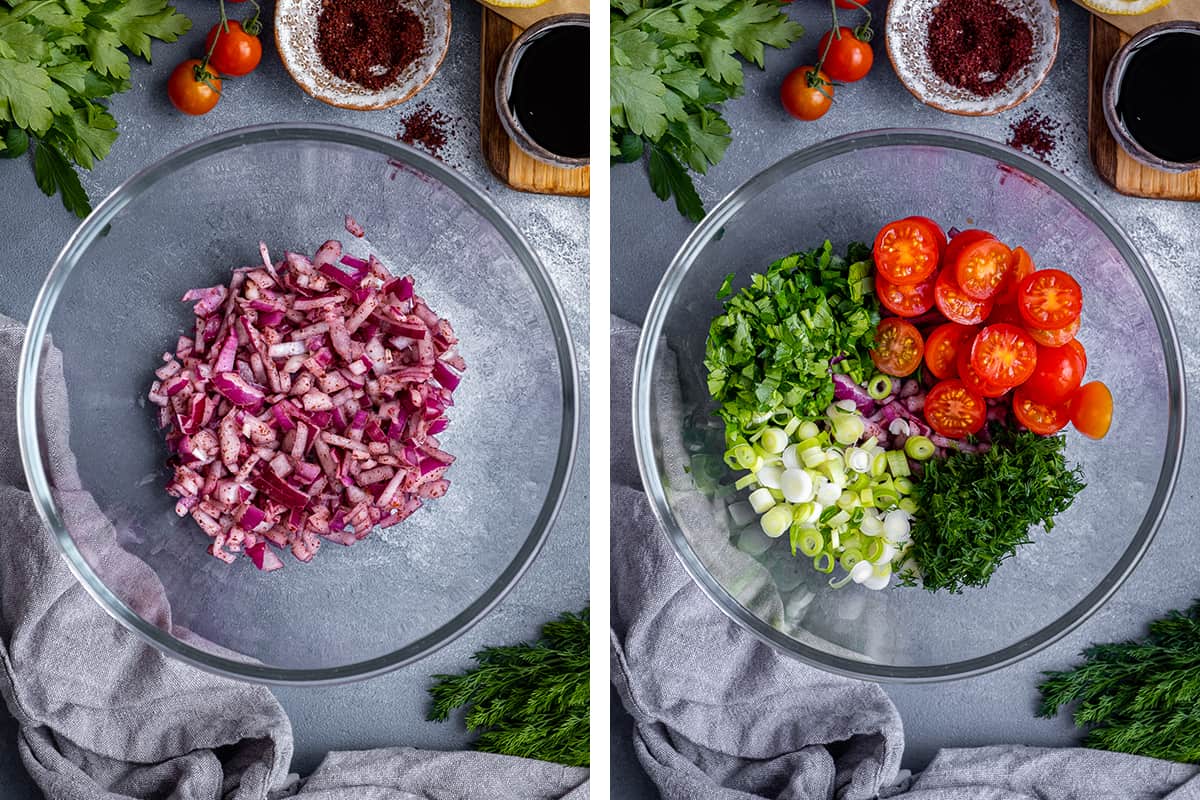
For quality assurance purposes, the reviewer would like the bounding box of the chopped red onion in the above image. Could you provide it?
[151,230,462,571]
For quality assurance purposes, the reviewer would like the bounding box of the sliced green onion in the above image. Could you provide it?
[833,415,865,446]
[760,427,789,455]
[748,487,775,513]
[867,374,893,400]
[782,417,801,438]
[836,491,858,511]
[734,473,758,491]
[793,501,821,525]
[894,477,914,496]
[796,420,821,441]
[780,468,815,503]
[761,504,792,538]
[771,409,792,426]
[860,512,883,536]
[829,509,851,528]
[886,450,911,478]
[824,459,847,486]
[840,548,864,571]
[874,486,899,509]
[782,443,801,470]
[849,472,871,493]
[797,529,823,557]
[732,444,757,469]
[864,537,885,561]
[859,487,874,507]
[905,435,935,461]
[871,452,889,477]
[813,552,835,574]
[898,498,918,514]
[801,447,827,469]
[768,488,784,501]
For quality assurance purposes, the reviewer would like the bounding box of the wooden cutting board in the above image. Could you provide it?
[1087,15,1200,199]
[479,9,590,196]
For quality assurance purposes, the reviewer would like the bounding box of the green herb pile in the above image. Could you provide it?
[1038,601,1200,763]
[904,426,1085,593]
[0,0,190,216]
[704,241,877,443]
[610,0,802,222]
[428,609,589,767]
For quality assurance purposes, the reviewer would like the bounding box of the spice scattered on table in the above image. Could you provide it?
[396,104,454,160]
[926,0,1033,97]
[316,0,425,90]
[1007,111,1062,161]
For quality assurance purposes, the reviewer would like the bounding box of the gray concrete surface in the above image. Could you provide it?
[0,0,588,795]
[611,0,1200,795]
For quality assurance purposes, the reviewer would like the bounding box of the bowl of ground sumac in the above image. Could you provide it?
[885,0,1059,116]
[276,0,450,110]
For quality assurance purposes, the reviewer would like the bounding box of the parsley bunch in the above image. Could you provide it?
[428,609,589,767]
[610,0,802,221]
[0,0,190,217]
[1038,601,1200,763]
[905,426,1085,593]
[704,241,878,443]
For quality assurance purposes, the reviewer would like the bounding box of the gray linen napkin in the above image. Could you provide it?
[610,315,1200,800]
[0,313,588,800]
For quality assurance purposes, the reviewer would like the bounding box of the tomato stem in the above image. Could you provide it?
[200,0,229,73]
[243,0,263,37]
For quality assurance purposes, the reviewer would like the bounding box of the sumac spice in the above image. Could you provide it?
[397,103,452,160]
[1007,110,1061,160]
[926,0,1032,97]
[316,0,425,91]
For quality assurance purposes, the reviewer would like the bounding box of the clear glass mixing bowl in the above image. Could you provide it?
[634,129,1185,682]
[18,124,578,684]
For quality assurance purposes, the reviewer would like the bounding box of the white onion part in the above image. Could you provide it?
[153,230,464,571]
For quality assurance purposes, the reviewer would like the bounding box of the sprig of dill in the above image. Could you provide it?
[1038,601,1200,763]
[427,609,589,767]
[904,425,1085,593]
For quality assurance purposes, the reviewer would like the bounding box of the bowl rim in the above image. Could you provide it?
[633,127,1186,683]
[17,122,580,685]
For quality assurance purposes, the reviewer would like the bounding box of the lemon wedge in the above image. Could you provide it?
[1077,0,1171,15]
[481,0,551,7]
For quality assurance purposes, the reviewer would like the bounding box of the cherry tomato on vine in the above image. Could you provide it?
[871,317,924,377]
[167,59,221,115]
[925,379,987,438]
[205,20,262,76]
[781,67,833,121]
[1069,381,1113,439]
[1013,386,1070,435]
[873,217,941,285]
[817,27,874,82]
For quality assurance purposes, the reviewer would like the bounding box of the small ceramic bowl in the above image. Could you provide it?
[886,0,1059,116]
[1103,21,1200,174]
[495,14,589,169]
[276,0,451,110]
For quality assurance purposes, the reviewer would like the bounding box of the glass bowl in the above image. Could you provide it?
[634,129,1184,682]
[18,124,578,684]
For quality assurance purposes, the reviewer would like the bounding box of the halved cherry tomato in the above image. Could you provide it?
[1070,381,1113,439]
[1022,341,1086,405]
[957,347,1010,398]
[934,269,993,325]
[996,245,1035,304]
[925,379,987,437]
[1017,269,1082,330]
[903,216,947,261]
[871,317,925,377]
[986,301,1024,327]
[873,218,942,285]
[1028,316,1080,347]
[924,323,977,379]
[876,272,936,317]
[954,237,1012,300]
[970,323,1037,387]
[943,229,995,268]
[1013,386,1070,435]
